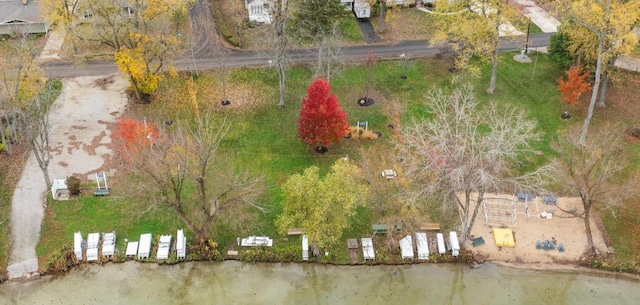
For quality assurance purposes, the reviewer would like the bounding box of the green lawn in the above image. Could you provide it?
[0,172,11,274]
[35,51,640,269]
[37,192,187,261]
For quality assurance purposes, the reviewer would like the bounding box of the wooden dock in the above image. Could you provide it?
[347,239,359,265]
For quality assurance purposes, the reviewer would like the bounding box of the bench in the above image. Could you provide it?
[372,223,403,234]
[287,228,305,236]
[227,250,239,259]
[419,223,441,231]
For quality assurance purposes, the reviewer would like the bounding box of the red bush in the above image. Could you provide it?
[111,118,159,160]
[557,66,592,105]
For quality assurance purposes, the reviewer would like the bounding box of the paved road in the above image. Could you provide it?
[43,33,551,78]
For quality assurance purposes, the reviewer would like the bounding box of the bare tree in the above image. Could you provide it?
[397,85,551,245]
[553,124,639,254]
[23,83,60,189]
[262,0,291,107]
[229,0,248,48]
[125,113,266,243]
[315,21,343,81]
[0,32,46,156]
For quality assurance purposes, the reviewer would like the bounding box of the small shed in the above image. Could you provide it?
[399,235,414,259]
[449,231,460,257]
[362,237,375,261]
[73,231,85,260]
[436,233,446,255]
[126,241,139,259]
[157,235,172,260]
[138,233,152,259]
[353,0,371,19]
[415,232,429,260]
[302,235,309,261]
[51,179,70,201]
[86,233,100,262]
[102,232,116,258]
[176,229,186,260]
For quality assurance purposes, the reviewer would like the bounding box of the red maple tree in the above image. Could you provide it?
[111,118,159,161]
[557,65,592,105]
[298,78,349,148]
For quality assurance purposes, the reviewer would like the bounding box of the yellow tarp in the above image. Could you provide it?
[493,228,515,248]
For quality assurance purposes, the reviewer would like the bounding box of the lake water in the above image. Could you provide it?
[0,261,638,305]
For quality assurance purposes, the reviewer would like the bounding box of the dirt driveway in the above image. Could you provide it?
[7,75,128,280]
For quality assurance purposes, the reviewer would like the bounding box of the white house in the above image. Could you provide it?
[340,0,354,10]
[245,0,274,24]
[353,0,371,19]
[0,0,48,35]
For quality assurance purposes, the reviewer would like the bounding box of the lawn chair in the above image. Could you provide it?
[94,172,110,196]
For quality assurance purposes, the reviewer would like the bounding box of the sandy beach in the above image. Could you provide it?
[466,193,608,265]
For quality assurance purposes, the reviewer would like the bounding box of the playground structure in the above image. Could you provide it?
[481,194,540,228]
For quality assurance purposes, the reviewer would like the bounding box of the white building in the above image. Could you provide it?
[245,0,274,24]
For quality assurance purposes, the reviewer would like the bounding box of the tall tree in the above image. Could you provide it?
[276,158,369,250]
[263,0,292,107]
[229,0,249,48]
[293,0,345,37]
[0,32,46,156]
[377,0,400,34]
[114,32,179,102]
[555,0,640,143]
[314,21,343,81]
[67,0,186,101]
[553,124,639,254]
[23,83,61,189]
[298,78,349,151]
[430,0,522,94]
[117,114,266,243]
[398,85,551,245]
[292,0,345,80]
[37,0,81,53]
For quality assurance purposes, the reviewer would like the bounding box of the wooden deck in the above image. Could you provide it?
[347,239,359,265]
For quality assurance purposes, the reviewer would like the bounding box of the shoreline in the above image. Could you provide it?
[5,255,640,285]
[487,260,640,281]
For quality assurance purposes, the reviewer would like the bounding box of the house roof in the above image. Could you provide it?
[246,0,274,5]
[0,0,43,25]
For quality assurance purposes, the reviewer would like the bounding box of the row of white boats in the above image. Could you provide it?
[73,229,187,261]
[363,232,461,261]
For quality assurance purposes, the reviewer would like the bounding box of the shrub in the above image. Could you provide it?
[43,246,79,274]
[557,66,592,105]
[188,239,222,261]
[66,176,81,196]
[0,266,6,283]
[548,32,573,69]
[237,244,304,263]
[346,127,380,141]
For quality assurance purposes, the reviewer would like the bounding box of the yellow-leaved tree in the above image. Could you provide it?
[276,158,369,251]
[48,0,188,102]
[37,0,81,53]
[551,0,640,143]
[430,0,523,94]
[114,33,178,102]
[0,33,47,156]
